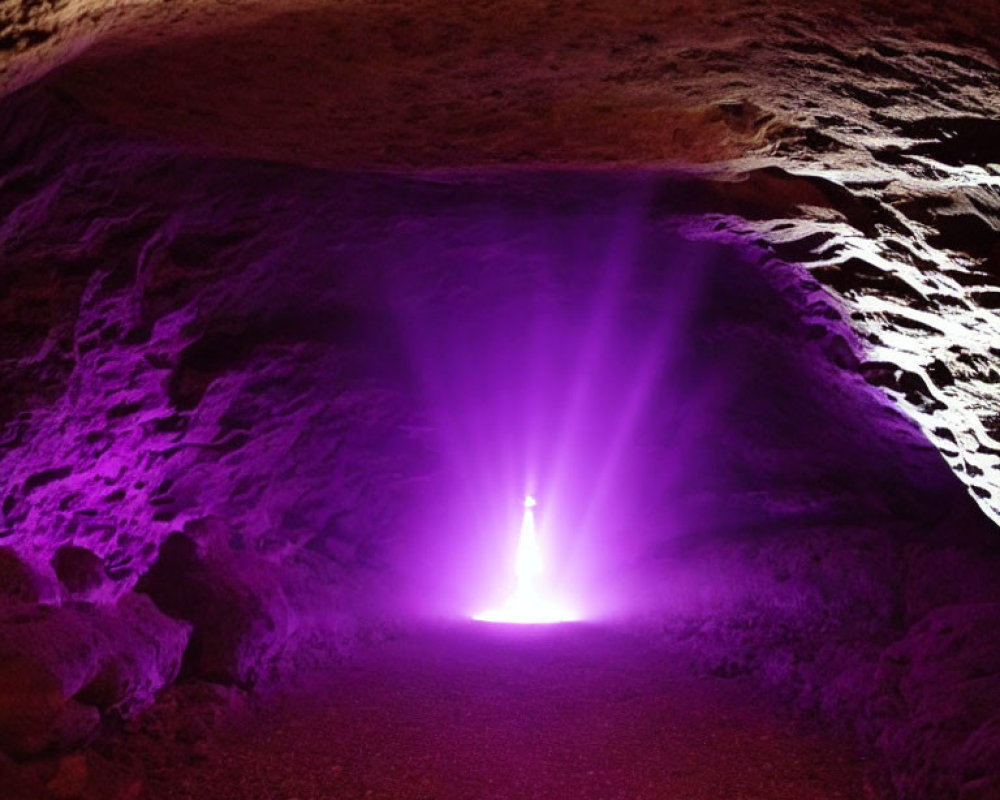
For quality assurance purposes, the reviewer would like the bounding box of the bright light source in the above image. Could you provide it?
[514,494,542,582]
[473,494,579,624]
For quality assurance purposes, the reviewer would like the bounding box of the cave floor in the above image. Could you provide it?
[127,623,864,800]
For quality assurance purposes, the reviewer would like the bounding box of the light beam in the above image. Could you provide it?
[473,495,578,624]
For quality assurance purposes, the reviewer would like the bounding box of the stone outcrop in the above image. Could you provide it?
[635,504,1000,799]
[137,524,356,686]
[0,593,189,756]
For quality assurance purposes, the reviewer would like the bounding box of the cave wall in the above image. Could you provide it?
[0,94,429,586]
[1,88,995,796]
[0,86,980,592]
[2,0,997,523]
[0,2,999,798]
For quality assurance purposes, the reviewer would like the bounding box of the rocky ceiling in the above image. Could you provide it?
[2,0,998,528]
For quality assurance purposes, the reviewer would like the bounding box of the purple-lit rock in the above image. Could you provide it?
[0,84,997,796]
[51,546,107,600]
[0,2,998,797]
[136,525,354,686]
[875,603,1000,799]
[0,593,188,755]
[0,546,49,605]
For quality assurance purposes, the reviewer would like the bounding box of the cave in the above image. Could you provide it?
[1,2,999,799]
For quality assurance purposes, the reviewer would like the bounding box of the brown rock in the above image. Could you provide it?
[50,701,101,752]
[0,547,42,604]
[0,653,98,758]
[0,653,66,757]
[47,753,89,800]
[0,749,49,800]
[0,593,189,755]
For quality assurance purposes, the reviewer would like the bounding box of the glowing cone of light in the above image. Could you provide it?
[515,494,542,584]
[473,495,578,624]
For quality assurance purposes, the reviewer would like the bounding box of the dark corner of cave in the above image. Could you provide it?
[0,1,998,799]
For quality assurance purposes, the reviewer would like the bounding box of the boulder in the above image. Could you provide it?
[47,753,89,800]
[51,546,108,601]
[137,531,351,686]
[0,749,49,800]
[0,594,189,757]
[874,603,1000,799]
[137,532,292,686]
[0,654,99,758]
[0,546,44,605]
[44,751,144,800]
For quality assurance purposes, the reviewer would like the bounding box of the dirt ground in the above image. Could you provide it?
[109,623,865,800]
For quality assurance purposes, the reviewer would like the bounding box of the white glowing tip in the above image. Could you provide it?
[473,495,578,624]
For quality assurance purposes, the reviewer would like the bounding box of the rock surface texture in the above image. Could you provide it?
[2,0,997,523]
[0,2,998,799]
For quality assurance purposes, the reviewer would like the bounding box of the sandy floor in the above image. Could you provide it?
[125,623,864,800]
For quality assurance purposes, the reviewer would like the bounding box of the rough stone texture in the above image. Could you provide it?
[0,81,997,796]
[0,654,100,758]
[51,545,108,600]
[0,2,998,798]
[2,87,995,795]
[0,95,431,591]
[0,749,50,800]
[0,594,189,756]
[0,87,977,585]
[0,0,216,99]
[633,509,1000,799]
[136,526,356,686]
[875,603,1000,800]
[0,544,48,604]
[3,0,996,523]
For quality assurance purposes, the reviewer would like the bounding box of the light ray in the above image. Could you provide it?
[473,495,578,624]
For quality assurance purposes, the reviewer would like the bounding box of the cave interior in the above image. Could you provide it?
[0,1,999,799]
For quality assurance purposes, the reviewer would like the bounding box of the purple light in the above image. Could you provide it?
[473,494,579,624]
[383,191,719,626]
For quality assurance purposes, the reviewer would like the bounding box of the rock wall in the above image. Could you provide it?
[1,86,978,585]
[0,2,998,798]
[2,85,996,800]
[4,0,996,523]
